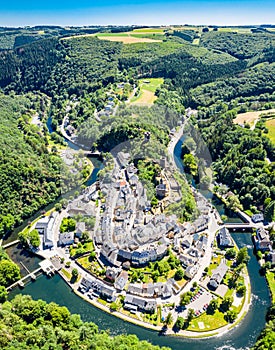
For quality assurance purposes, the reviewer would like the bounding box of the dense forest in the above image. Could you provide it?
[196,110,275,210]
[253,304,275,350]
[0,294,169,350]
[0,93,82,237]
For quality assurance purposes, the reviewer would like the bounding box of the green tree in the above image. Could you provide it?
[110,302,119,311]
[0,260,21,287]
[236,285,246,296]
[72,268,79,278]
[187,308,195,322]
[0,285,8,302]
[226,194,243,212]
[164,312,173,326]
[89,251,96,261]
[225,309,238,323]
[183,154,198,177]
[174,268,184,281]
[174,316,185,329]
[236,247,250,265]
[207,298,219,315]
[220,296,233,313]
[29,229,40,248]
[180,291,193,306]
[226,248,237,260]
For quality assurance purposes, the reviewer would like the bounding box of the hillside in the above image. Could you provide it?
[0,294,170,350]
[0,93,75,237]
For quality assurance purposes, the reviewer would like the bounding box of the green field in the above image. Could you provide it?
[95,32,129,37]
[133,28,165,33]
[188,310,227,332]
[265,118,275,144]
[131,78,164,105]
[266,271,275,303]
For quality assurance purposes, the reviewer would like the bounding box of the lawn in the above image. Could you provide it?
[207,255,222,275]
[265,118,275,144]
[70,241,94,258]
[266,271,275,303]
[130,78,164,105]
[77,255,104,276]
[61,268,71,280]
[188,310,227,332]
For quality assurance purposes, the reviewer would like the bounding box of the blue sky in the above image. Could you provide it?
[1,0,275,27]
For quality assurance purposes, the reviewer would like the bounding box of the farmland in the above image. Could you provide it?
[233,109,275,128]
[96,34,162,44]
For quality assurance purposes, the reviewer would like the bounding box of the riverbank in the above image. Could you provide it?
[54,251,252,339]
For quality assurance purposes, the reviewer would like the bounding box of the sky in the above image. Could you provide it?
[1,0,275,27]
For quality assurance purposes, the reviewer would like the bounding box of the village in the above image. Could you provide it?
[25,140,273,333]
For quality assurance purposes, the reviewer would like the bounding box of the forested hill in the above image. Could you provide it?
[1,31,274,107]
[0,294,170,350]
[200,31,275,59]
[0,93,63,237]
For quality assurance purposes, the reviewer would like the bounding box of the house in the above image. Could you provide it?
[128,282,172,299]
[208,260,228,290]
[181,236,193,249]
[254,227,272,251]
[156,183,167,198]
[124,294,157,313]
[100,284,117,302]
[67,200,94,216]
[218,227,234,248]
[114,271,128,291]
[100,242,119,266]
[129,174,139,186]
[106,267,118,282]
[193,216,209,232]
[35,212,58,248]
[173,236,181,252]
[185,265,198,279]
[118,249,132,262]
[179,254,197,268]
[187,247,200,258]
[59,232,74,246]
[79,276,116,302]
[126,164,138,179]
[132,250,150,266]
[252,213,264,223]
[117,152,130,169]
[78,276,94,293]
[197,235,208,252]
[75,222,86,238]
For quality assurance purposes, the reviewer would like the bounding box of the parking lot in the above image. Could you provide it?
[162,287,214,321]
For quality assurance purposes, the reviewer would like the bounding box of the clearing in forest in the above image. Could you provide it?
[96,34,162,44]
[63,32,162,43]
[265,118,275,144]
[131,78,164,105]
[233,109,275,128]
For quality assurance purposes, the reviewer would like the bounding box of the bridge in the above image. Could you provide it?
[224,223,255,231]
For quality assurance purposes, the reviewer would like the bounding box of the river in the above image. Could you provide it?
[9,232,269,350]
[8,129,271,350]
